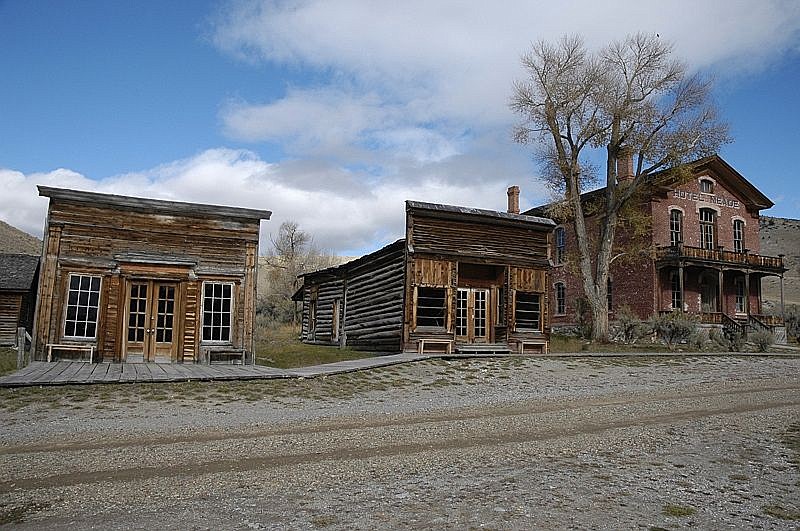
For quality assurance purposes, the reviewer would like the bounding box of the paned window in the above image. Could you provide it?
[699,179,714,193]
[416,287,447,328]
[735,278,747,314]
[555,227,566,265]
[670,271,682,310]
[64,274,101,339]
[733,219,745,253]
[555,282,566,315]
[202,282,232,342]
[669,209,683,246]
[699,208,716,250]
[515,291,541,331]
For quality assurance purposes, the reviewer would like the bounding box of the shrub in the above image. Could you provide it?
[612,305,649,344]
[750,329,774,352]
[649,311,699,351]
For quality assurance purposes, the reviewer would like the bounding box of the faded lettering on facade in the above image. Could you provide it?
[672,189,741,209]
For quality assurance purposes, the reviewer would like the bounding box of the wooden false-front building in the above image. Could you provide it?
[295,199,555,354]
[32,187,270,363]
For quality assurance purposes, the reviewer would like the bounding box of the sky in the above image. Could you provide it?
[1,0,799,256]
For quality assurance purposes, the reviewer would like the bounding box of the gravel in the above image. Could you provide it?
[1,355,798,529]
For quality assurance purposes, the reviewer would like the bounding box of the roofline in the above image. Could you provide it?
[407,200,555,227]
[37,186,272,221]
[299,239,405,281]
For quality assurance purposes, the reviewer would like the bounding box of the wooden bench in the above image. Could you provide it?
[47,344,95,363]
[417,338,454,355]
[207,348,246,365]
[518,340,548,355]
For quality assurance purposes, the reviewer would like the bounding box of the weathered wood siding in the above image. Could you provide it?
[409,213,550,267]
[0,293,22,345]
[33,191,267,363]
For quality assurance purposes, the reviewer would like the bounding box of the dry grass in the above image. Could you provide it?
[254,322,375,369]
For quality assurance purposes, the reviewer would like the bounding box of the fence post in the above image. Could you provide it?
[16,327,26,369]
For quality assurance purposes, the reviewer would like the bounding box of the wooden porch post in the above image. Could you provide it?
[718,269,724,314]
[780,273,786,323]
[678,264,684,312]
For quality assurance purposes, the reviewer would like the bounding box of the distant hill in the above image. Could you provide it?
[0,220,42,255]
[760,216,799,310]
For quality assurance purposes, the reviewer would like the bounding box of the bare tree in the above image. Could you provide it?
[260,221,337,324]
[511,33,729,340]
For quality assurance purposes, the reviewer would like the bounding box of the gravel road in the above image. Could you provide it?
[1,355,799,529]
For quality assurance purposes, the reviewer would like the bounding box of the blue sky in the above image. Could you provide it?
[1,0,799,255]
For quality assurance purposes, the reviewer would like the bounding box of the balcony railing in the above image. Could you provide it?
[656,245,784,269]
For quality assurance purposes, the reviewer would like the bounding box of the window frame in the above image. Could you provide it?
[735,277,747,314]
[514,291,542,332]
[699,208,717,250]
[201,281,234,343]
[733,219,745,253]
[554,282,566,316]
[554,227,566,265]
[63,273,102,340]
[415,286,448,330]
[699,178,714,193]
[669,209,683,247]
[670,271,682,310]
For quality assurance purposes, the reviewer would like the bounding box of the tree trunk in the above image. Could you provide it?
[590,294,609,341]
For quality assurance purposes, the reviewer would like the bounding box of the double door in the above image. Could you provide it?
[456,288,489,342]
[125,281,178,362]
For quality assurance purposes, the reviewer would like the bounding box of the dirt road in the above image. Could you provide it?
[1,356,798,529]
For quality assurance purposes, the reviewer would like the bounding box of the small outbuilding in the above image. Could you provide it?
[0,253,40,346]
[32,186,270,363]
[295,194,555,354]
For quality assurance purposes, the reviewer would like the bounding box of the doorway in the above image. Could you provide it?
[456,288,489,343]
[700,273,718,313]
[125,281,178,362]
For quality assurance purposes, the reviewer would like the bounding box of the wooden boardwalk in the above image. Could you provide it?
[0,353,428,387]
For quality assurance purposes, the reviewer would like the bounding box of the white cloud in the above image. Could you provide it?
[0,148,531,255]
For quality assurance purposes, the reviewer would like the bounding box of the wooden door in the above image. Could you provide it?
[455,288,489,343]
[125,281,178,362]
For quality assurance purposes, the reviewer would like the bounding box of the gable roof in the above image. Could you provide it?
[0,254,40,291]
[408,200,555,228]
[38,186,272,221]
[0,220,42,255]
[524,154,774,217]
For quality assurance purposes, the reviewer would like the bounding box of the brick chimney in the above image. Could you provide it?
[617,149,634,182]
[507,185,520,214]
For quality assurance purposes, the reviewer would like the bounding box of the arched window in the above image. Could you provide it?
[699,178,714,193]
[699,208,716,250]
[669,209,683,247]
[733,219,745,253]
[555,282,566,315]
[555,227,566,265]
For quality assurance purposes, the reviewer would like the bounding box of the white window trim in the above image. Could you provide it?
[200,280,235,344]
[63,273,102,340]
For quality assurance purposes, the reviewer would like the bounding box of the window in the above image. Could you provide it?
[555,227,566,264]
[202,282,232,342]
[733,219,745,253]
[515,291,541,331]
[607,278,613,312]
[699,208,716,250]
[555,282,566,315]
[308,298,317,339]
[64,274,101,339]
[669,209,683,246]
[670,271,682,310]
[416,287,447,328]
[735,278,747,313]
[699,178,714,193]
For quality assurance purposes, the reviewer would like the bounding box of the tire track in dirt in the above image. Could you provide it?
[2,382,797,456]
[1,394,797,492]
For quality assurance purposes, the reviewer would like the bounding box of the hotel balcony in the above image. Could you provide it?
[655,244,786,273]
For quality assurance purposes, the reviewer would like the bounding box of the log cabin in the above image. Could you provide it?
[295,195,555,354]
[32,186,271,363]
[0,254,40,346]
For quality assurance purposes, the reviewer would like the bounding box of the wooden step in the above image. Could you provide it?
[455,343,512,354]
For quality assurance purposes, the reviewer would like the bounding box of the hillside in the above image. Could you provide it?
[760,216,799,310]
[0,220,42,255]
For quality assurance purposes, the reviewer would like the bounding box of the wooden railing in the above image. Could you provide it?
[656,245,784,269]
